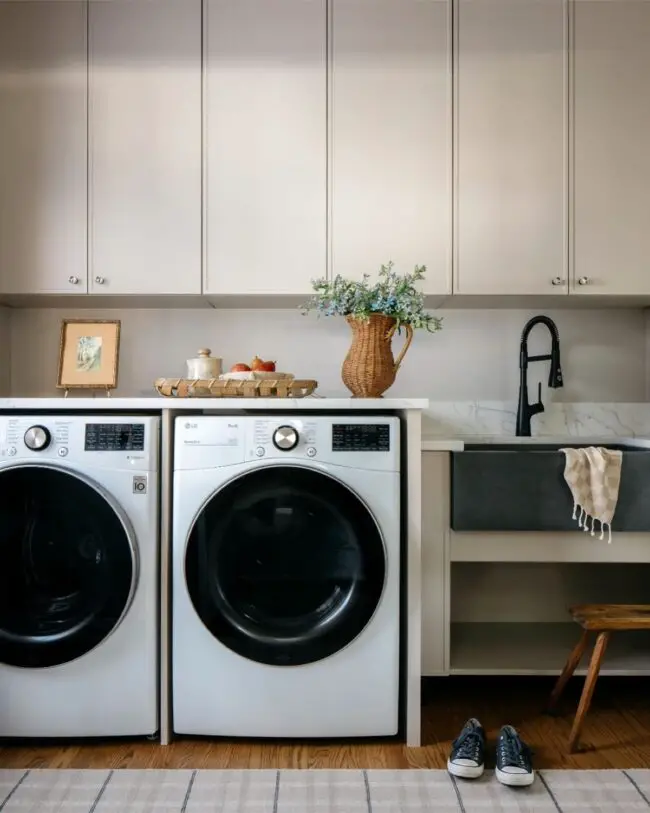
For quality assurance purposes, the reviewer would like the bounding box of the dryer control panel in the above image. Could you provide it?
[174,415,400,472]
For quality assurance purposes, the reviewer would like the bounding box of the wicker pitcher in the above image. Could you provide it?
[341,314,414,398]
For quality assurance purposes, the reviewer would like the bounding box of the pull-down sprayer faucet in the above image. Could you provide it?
[516,315,563,437]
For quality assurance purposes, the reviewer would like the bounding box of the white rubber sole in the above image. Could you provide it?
[495,767,535,787]
[447,760,485,780]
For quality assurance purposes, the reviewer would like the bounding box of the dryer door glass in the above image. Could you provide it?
[185,466,388,666]
[0,466,135,668]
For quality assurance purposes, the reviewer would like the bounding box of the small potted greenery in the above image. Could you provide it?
[303,262,442,397]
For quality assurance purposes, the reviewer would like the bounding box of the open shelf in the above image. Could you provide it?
[450,622,650,676]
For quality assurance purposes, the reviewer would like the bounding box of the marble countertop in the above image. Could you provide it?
[0,396,429,412]
[421,435,650,451]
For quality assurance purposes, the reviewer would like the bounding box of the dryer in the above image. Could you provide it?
[0,415,159,738]
[172,415,401,738]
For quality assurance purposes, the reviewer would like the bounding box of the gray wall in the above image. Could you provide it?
[7,306,649,403]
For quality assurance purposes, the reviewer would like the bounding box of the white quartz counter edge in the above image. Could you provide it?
[422,435,650,451]
[0,397,429,411]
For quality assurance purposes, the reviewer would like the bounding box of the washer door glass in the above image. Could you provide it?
[185,466,387,666]
[0,466,135,668]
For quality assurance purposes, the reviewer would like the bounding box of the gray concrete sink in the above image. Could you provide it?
[451,443,650,532]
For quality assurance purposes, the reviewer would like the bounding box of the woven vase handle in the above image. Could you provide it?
[391,323,414,372]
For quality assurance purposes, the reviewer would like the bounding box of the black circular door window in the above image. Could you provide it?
[185,466,386,666]
[0,466,135,668]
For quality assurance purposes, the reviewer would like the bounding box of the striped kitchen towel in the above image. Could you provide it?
[560,446,622,543]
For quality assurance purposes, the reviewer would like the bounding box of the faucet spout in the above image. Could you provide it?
[516,315,563,437]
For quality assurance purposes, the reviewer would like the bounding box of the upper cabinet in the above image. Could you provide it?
[331,0,451,295]
[455,0,567,296]
[0,1,87,295]
[573,0,650,296]
[204,0,327,296]
[89,0,202,295]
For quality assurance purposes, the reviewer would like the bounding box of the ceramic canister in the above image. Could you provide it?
[186,348,222,379]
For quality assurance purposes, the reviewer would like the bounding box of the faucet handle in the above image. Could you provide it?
[530,382,545,417]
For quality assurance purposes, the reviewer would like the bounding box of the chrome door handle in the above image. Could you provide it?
[95,276,105,285]
[551,277,564,286]
[578,276,590,286]
[68,275,79,285]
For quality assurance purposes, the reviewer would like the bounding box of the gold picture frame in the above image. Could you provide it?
[57,319,121,392]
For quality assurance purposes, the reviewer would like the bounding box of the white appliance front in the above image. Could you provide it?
[172,415,401,738]
[0,415,159,738]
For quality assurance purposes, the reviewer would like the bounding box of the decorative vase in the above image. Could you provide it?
[341,314,414,398]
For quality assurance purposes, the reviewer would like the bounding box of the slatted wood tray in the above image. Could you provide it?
[154,377,318,398]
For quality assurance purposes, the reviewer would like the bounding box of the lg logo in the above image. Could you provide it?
[133,476,147,494]
[184,422,198,430]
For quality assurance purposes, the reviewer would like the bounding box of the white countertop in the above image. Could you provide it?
[0,396,429,412]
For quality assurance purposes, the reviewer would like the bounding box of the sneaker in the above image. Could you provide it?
[495,725,535,787]
[447,718,485,779]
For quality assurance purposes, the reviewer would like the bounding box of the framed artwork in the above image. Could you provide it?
[57,319,121,392]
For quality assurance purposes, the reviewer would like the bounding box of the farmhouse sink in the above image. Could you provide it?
[451,443,650,532]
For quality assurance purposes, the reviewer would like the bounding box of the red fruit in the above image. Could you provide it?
[250,356,276,372]
[230,363,251,372]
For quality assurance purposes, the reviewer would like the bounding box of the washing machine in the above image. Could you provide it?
[172,414,401,738]
[0,415,159,738]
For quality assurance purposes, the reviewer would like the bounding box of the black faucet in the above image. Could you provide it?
[516,315,563,437]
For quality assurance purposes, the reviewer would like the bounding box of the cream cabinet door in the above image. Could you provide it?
[331,0,451,295]
[89,0,202,295]
[455,0,567,295]
[204,0,327,296]
[573,1,650,295]
[0,1,87,295]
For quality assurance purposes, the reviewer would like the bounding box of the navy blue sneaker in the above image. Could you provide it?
[447,718,485,779]
[495,725,535,787]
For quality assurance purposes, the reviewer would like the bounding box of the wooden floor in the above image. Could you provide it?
[2,677,650,770]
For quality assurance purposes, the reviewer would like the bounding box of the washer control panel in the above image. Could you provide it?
[0,416,158,471]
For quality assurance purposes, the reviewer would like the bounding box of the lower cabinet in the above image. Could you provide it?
[421,451,650,677]
[448,561,650,676]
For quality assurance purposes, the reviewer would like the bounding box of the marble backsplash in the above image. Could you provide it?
[422,402,650,439]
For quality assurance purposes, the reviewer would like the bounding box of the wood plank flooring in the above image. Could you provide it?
[2,677,650,770]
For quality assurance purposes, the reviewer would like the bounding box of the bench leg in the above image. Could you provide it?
[568,631,610,753]
[547,629,590,713]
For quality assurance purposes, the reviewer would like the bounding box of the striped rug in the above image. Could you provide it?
[1,768,649,812]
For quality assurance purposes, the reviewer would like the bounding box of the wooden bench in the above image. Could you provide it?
[547,604,650,752]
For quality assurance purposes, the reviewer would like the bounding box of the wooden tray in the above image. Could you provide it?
[154,377,318,398]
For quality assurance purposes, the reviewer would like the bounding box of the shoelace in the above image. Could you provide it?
[498,730,533,769]
[452,727,483,762]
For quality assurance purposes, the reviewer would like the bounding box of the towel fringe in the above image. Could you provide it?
[572,504,607,540]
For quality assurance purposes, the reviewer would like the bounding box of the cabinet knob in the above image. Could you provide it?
[578,276,590,286]
[68,275,79,285]
[551,277,564,286]
[95,276,105,285]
